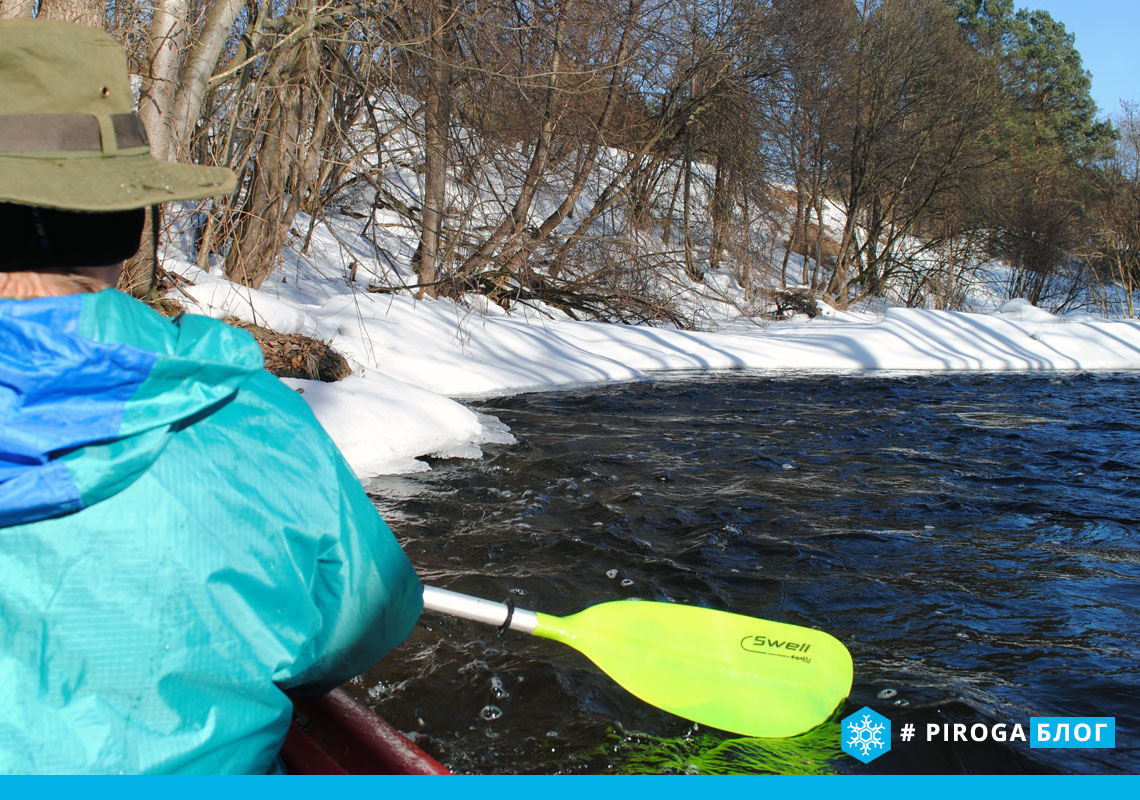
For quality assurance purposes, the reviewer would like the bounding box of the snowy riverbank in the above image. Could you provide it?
[167,251,1140,478]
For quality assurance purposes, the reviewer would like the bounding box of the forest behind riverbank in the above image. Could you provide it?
[7,0,1140,320]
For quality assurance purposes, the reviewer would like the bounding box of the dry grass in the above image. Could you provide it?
[223,317,353,382]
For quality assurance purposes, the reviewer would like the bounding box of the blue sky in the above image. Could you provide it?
[1028,1,1139,117]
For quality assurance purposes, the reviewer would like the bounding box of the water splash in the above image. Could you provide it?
[490,676,510,700]
[480,705,503,721]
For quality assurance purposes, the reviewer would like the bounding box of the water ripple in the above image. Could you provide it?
[363,372,1140,775]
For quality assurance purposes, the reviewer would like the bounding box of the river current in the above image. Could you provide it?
[358,372,1140,774]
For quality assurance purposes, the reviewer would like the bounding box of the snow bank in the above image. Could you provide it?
[171,268,1140,477]
[280,375,515,475]
[165,212,1140,478]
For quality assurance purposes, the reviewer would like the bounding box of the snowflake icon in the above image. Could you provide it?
[847,714,885,756]
[841,706,892,763]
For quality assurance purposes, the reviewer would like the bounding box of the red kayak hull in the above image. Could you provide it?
[282,688,450,775]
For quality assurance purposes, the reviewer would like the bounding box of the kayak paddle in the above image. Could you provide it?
[421,585,852,738]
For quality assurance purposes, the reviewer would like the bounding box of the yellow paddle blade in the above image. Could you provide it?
[533,600,852,738]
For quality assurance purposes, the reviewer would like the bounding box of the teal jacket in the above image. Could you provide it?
[0,290,422,773]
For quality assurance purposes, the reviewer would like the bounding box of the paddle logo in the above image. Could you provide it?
[740,634,813,664]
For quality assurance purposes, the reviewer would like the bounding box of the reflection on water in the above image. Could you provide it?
[602,723,843,775]
[360,372,1140,774]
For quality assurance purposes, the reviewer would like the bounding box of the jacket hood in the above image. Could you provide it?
[0,290,263,525]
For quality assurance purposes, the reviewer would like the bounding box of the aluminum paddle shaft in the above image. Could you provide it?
[422,585,538,633]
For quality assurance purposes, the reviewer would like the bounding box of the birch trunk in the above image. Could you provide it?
[0,1,35,20]
[35,0,101,26]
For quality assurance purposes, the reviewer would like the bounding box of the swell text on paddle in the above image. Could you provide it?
[740,635,812,664]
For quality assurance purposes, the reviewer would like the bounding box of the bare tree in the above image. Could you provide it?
[1089,102,1140,316]
[762,0,851,290]
[168,1,244,157]
[409,0,459,296]
[463,0,649,287]
[546,0,767,280]
[224,3,329,286]
[15,0,1104,321]
[827,0,996,305]
[456,0,575,284]
[137,0,187,162]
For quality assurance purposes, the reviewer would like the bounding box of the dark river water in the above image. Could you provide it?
[358,372,1140,775]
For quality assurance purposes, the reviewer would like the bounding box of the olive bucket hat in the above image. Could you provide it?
[0,19,235,211]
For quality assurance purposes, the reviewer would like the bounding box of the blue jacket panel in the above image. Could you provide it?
[0,290,422,773]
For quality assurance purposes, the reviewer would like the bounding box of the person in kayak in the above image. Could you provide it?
[0,20,423,774]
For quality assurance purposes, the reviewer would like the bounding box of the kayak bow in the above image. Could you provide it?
[282,688,450,775]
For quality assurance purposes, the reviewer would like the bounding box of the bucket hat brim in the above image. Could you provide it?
[0,20,236,212]
[0,151,236,212]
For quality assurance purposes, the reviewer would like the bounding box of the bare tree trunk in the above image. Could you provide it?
[810,198,825,289]
[169,0,244,157]
[298,48,341,217]
[119,0,188,298]
[224,4,329,289]
[0,1,35,20]
[709,153,738,274]
[36,0,101,26]
[225,90,289,287]
[195,2,272,272]
[780,182,802,288]
[662,164,682,245]
[412,1,456,296]
[138,0,188,162]
[681,150,699,281]
[710,159,724,274]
